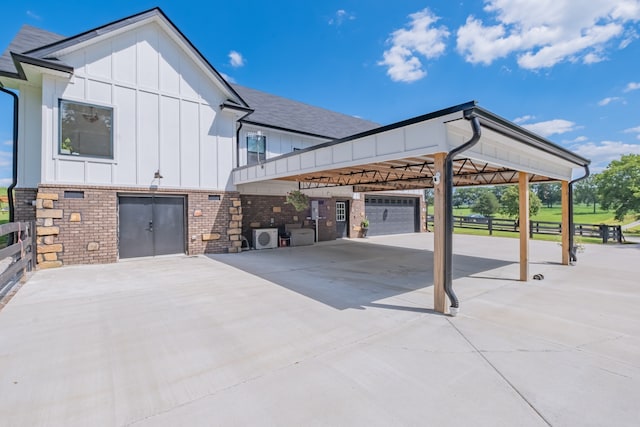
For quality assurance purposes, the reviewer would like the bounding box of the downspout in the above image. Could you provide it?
[568,165,590,262]
[236,122,243,168]
[443,111,482,315]
[0,83,18,223]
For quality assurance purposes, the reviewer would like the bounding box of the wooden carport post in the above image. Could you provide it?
[561,180,570,265]
[519,172,530,281]
[433,152,447,313]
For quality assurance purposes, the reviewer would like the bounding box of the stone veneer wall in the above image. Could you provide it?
[349,197,366,238]
[419,195,427,232]
[30,185,241,268]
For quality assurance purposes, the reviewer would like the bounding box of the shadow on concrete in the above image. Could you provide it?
[209,239,512,311]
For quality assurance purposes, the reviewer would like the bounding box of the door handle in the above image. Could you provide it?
[148,220,153,232]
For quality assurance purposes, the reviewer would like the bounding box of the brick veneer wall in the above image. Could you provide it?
[186,191,240,254]
[240,195,340,245]
[33,185,239,267]
[13,188,37,221]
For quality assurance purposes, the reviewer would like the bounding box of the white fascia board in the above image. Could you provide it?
[445,119,575,181]
[233,110,463,185]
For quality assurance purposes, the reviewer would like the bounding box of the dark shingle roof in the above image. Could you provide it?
[232,84,379,139]
[0,25,65,76]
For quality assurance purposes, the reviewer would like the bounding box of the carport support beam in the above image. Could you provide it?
[561,180,570,265]
[433,152,447,314]
[519,172,530,281]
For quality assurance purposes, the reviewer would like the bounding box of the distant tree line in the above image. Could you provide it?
[424,154,640,221]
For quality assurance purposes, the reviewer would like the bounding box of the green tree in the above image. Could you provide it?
[573,174,599,213]
[533,183,561,208]
[500,185,542,218]
[597,154,640,221]
[471,191,500,217]
[490,185,505,200]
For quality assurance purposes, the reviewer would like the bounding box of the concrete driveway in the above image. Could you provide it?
[0,234,638,426]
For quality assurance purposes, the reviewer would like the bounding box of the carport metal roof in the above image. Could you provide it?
[233,101,590,316]
[233,101,589,191]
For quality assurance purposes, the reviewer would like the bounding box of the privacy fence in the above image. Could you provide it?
[0,221,36,302]
[426,215,624,244]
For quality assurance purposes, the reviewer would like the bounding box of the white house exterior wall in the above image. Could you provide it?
[16,85,43,188]
[238,125,330,167]
[37,22,236,191]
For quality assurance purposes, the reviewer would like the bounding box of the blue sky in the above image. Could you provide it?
[1,0,640,186]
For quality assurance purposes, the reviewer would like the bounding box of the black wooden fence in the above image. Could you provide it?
[0,221,36,301]
[426,215,624,243]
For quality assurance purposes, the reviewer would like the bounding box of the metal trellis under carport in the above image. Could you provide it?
[232,101,591,315]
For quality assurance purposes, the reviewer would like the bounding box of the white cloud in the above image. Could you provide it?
[456,0,640,69]
[598,96,623,106]
[0,177,12,186]
[572,140,640,170]
[329,9,355,26]
[624,126,640,139]
[3,140,11,146]
[0,151,12,167]
[219,72,236,84]
[379,8,450,83]
[521,119,579,137]
[513,114,535,123]
[624,81,640,92]
[26,10,42,20]
[568,135,589,143]
[228,51,244,68]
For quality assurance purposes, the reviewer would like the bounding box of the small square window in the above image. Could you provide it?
[59,100,113,159]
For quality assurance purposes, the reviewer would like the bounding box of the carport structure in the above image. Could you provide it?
[233,101,590,314]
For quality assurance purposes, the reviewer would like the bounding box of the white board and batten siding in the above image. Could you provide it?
[16,85,43,187]
[38,22,236,191]
[238,126,330,167]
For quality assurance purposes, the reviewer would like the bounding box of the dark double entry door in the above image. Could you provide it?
[118,196,185,259]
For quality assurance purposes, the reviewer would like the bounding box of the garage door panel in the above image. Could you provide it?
[365,197,418,236]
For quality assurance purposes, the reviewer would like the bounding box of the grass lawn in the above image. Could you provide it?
[1,187,7,225]
[445,225,603,245]
[428,204,634,225]
[425,203,636,245]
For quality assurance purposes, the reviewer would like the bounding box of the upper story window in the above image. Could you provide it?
[59,100,113,159]
[247,132,266,165]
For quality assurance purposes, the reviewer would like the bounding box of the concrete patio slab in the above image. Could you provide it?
[0,234,638,426]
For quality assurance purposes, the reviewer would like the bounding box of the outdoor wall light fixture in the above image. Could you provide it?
[154,170,163,179]
[433,172,441,185]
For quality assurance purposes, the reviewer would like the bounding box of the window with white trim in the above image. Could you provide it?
[59,100,113,159]
[247,132,266,165]
[336,201,346,222]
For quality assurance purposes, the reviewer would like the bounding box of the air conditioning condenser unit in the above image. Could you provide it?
[253,228,278,250]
